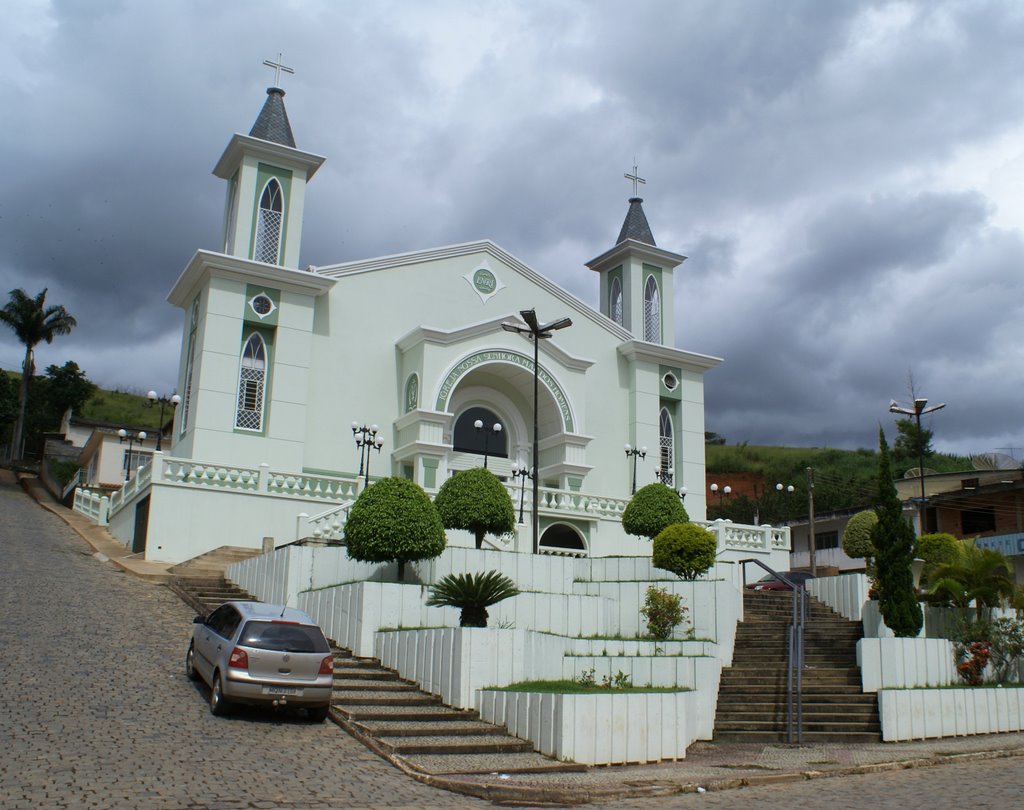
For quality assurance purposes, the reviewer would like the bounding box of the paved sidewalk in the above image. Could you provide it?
[12,468,1024,807]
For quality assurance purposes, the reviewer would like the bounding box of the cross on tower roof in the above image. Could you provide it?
[262,53,295,88]
[624,161,646,197]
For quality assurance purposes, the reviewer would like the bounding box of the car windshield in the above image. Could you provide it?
[239,621,330,653]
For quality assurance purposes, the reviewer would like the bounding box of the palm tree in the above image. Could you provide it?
[0,289,77,459]
[927,538,1015,621]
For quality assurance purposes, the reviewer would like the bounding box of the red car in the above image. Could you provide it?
[745,571,814,591]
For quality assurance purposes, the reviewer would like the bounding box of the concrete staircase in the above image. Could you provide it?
[169,576,583,775]
[714,590,880,743]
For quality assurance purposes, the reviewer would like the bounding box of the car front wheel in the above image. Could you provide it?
[209,672,230,716]
[185,641,199,681]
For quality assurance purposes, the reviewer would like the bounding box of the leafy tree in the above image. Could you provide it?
[871,428,923,637]
[0,371,18,428]
[622,483,689,540]
[927,538,1015,620]
[426,570,520,627]
[42,361,96,417]
[893,417,934,468]
[343,477,446,580]
[652,523,718,580]
[433,467,515,550]
[0,288,77,459]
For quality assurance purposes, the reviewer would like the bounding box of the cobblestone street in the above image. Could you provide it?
[0,478,485,809]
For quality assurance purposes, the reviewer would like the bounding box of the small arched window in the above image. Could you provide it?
[659,407,674,485]
[609,277,623,325]
[235,333,267,431]
[253,178,284,264]
[643,275,661,343]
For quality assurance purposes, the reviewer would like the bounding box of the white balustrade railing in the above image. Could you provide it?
[73,488,110,525]
[296,501,355,542]
[697,519,791,553]
[503,481,631,521]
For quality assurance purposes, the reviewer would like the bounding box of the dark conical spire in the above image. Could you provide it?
[249,87,296,147]
[616,197,656,246]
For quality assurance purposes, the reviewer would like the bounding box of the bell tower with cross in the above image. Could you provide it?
[213,54,326,269]
[586,163,686,345]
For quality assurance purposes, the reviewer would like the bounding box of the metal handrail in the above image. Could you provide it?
[739,558,806,745]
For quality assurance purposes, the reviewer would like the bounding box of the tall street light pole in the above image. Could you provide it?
[146,391,181,452]
[502,308,572,554]
[625,444,647,494]
[889,396,946,533]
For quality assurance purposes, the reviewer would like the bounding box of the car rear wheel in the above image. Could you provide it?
[185,641,199,681]
[209,672,230,716]
[307,704,330,723]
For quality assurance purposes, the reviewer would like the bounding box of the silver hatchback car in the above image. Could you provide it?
[185,601,335,721]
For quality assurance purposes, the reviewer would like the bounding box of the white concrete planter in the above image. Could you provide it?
[879,687,1024,741]
[375,628,565,709]
[858,638,957,691]
[478,689,700,765]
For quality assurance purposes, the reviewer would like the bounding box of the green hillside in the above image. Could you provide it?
[705,442,973,523]
[79,387,159,429]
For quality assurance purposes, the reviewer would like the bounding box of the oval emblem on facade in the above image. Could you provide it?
[473,268,497,293]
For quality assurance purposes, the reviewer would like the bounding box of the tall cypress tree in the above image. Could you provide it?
[871,427,923,637]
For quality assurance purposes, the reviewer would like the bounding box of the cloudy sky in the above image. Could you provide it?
[3,0,1023,457]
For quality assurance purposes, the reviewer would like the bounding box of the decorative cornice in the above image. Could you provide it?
[212,133,326,180]
[167,250,335,308]
[617,340,722,372]
[585,239,686,274]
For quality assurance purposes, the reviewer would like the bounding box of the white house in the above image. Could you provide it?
[75,83,788,570]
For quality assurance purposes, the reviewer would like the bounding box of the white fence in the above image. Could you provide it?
[879,687,1024,741]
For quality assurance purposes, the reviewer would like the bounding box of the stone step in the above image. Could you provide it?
[397,751,588,776]
[356,720,502,737]
[340,705,480,722]
[717,691,876,704]
[334,670,399,682]
[332,678,419,691]
[380,734,534,756]
[714,729,882,743]
[714,718,881,733]
[332,690,439,706]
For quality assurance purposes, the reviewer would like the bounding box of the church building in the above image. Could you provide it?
[82,79,746,566]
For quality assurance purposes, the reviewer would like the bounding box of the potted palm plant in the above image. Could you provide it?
[426,570,520,627]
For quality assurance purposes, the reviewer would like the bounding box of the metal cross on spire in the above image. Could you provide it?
[624,161,646,196]
[262,53,295,88]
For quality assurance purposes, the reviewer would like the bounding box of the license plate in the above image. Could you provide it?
[262,686,303,696]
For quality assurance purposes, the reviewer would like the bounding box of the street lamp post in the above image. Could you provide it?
[351,422,384,488]
[510,462,534,524]
[146,391,181,452]
[709,482,732,506]
[677,486,688,501]
[624,444,647,494]
[889,396,946,533]
[117,428,148,482]
[654,466,674,486]
[474,419,503,469]
[502,308,572,554]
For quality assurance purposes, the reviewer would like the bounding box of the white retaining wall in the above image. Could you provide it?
[858,638,957,691]
[879,687,1024,741]
[478,690,701,765]
[807,572,869,621]
[374,628,566,708]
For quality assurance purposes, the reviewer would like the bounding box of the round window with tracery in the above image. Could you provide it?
[250,293,275,318]
[663,372,678,391]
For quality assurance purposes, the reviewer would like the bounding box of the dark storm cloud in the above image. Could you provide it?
[3,0,1024,457]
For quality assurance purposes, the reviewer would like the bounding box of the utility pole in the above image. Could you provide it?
[806,467,816,576]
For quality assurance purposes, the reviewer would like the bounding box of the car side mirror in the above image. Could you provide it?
[193,616,205,625]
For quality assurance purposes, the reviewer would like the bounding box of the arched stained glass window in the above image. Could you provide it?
[610,277,623,325]
[253,178,284,264]
[235,333,267,431]
[659,407,674,485]
[644,275,661,342]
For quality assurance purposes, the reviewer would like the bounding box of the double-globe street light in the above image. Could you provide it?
[117,428,147,482]
[502,308,572,554]
[474,419,503,469]
[624,444,647,495]
[146,391,181,452]
[889,396,946,532]
[510,462,534,524]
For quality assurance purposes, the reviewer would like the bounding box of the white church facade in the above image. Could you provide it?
[76,83,789,570]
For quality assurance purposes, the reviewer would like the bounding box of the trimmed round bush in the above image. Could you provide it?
[652,522,718,580]
[433,467,515,549]
[842,509,878,560]
[917,532,961,569]
[622,483,689,540]
[344,477,446,578]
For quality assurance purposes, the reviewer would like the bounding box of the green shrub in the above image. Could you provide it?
[343,477,446,580]
[842,510,877,561]
[917,532,961,586]
[426,570,520,627]
[652,523,717,580]
[433,467,515,549]
[50,459,81,487]
[641,585,687,640]
[621,483,688,540]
